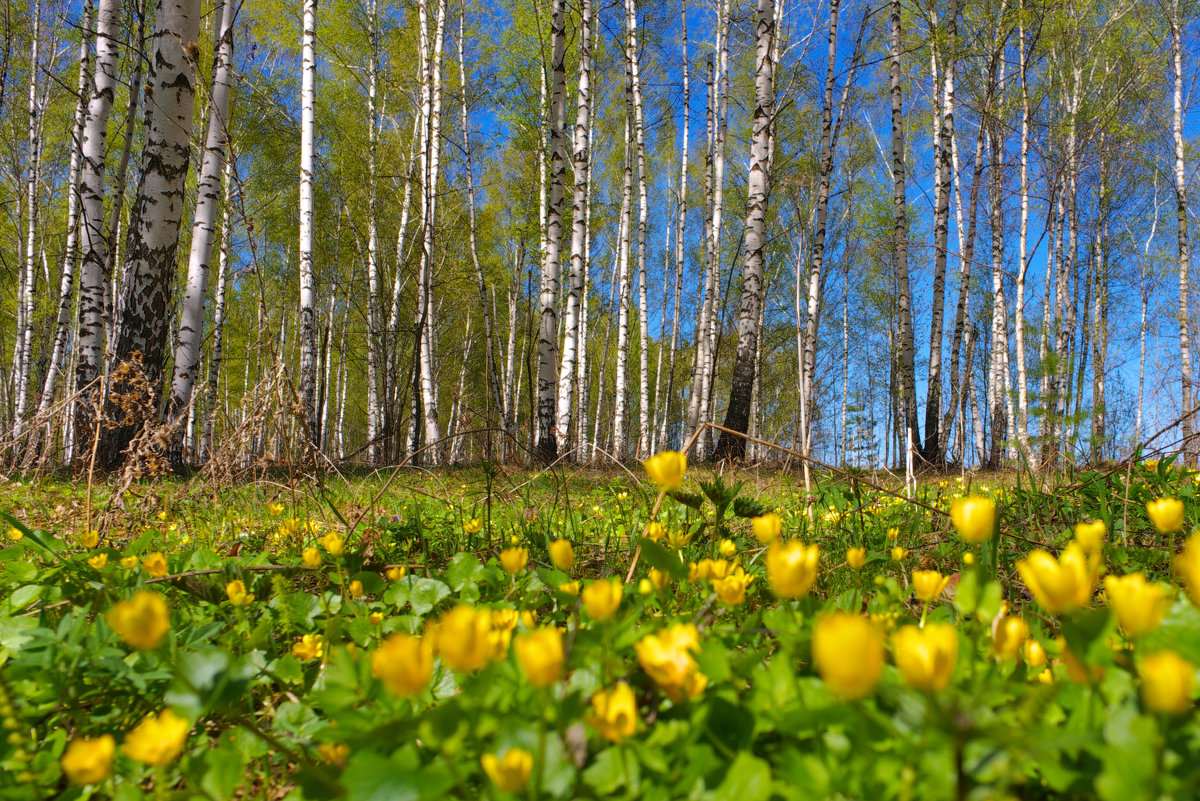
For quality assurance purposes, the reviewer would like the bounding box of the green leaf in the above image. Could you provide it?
[445,552,486,592]
[732,497,769,519]
[668,491,706,511]
[638,538,689,580]
[714,752,772,801]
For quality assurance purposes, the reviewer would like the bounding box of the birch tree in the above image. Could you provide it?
[297,0,319,446]
[1172,0,1194,460]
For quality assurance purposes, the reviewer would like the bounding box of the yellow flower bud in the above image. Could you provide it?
[588,683,638,743]
[106,591,169,651]
[581,579,623,622]
[559,580,580,596]
[316,743,348,766]
[141,552,168,578]
[638,578,653,595]
[80,529,99,548]
[225,580,253,607]
[431,606,493,672]
[1073,520,1106,553]
[812,613,885,700]
[369,611,384,624]
[371,633,433,696]
[648,568,668,590]
[766,540,819,598]
[386,565,407,581]
[87,553,108,570]
[61,735,115,785]
[635,623,707,702]
[642,451,687,490]
[348,580,364,598]
[520,610,538,629]
[321,531,345,556]
[120,555,138,569]
[991,615,1029,661]
[718,539,737,558]
[845,547,867,569]
[514,627,565,688]
[962,552,975,565]
[499,547,529,575]
[644,521,665,541]
[548,539,575,571]
[1104,573,1168,637]
[950,496,995,544]
[481,748,533,793]
[1139,650,1195,714]
[302,547,321,567]
[1024,638,1047,667]
[121,709,189,766]
[892,623,959,691]
[751,513,782,544]
[711,566,754,606]
[463,517,483,535]
[911,570,950,603]
[1146,497,1184,533]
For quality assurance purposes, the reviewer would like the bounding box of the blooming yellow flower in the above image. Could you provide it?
[1073,520,1106,553]
[292,634,325,661]
[648,568,668,590]
[582,578,623,622]
[751,513,782,544]
[886,527,899,542]
[267,503,285,517]
[846,547,867,569]
[1148,497,1185,534]
[718,539,737,558]
[386,565,407,581]
[589,682,639,743]
[1140,650,1195,714]
[893,623,959,691]
[642,450,687,490]
[644,521,665,541]
[121,709,189,766]
[463,517,484,535]
[635,623,707,702]
[711,566,754,606]
[812,612,885,700]
[371,633,433,696]
[1104,573,1168,637]
[141,552,168,578]
[348,580,364,598]
[120,555,138,569]
[431,605,494,672]
[991,615,1029,661]
[302,547,322,567]
[321,531,345,556]
[950,496,995,543]
[664,528,691,550]
[106,591,169,650]
[912,570,950,603]
[558,580,580,596]
[369,611,384,624]
[87,553,108,570]
[61,734,115,785]
[6,526,23,542]
[481,748,533,793]
[80,529,99,548]
[514,628,565,688]
[499,546,529,575]
[226,579,253,606]
[1175,532,1200,607]
[891,546,908,561]
[1024,638,1047,667]
[549,539,575,571]
[962,552,975,566]
[316,743,349,766]
[520,610,538,629]
[689,558,731,582]
[766,540,819,598]
[491,608,519,632]
[1015,543,1098,614]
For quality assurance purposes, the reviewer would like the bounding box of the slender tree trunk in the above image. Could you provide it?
[364,0,382,462]
[201,158,234,460]
[686,52,717,449]
[660,0,688,452]
[714,0,775,460]
[1014,4,1033,468]
[13,0,42,441]
[1137,178,1160,446]
[297,0,320,446]
[613,115,634,460]
[1173,0,1195,461]
[889,0,918,456]
[167,0,236,442]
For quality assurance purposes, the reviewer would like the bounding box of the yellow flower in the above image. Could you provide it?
[321,531,345,556]
[638,578,654,595]
[648,568,668,590]
[371,633,433,696]
[492,608,519,631]
[634,624,707,702]
[1147,497,1184,533]
[141,552,168,578]
[664,528,691,550]
[1024,638,1047,667]
[891,546,908,561]
[61,734,115,785]
[846,547,867,569]
[893,623,959,691]
[642,450,687,490]
[267,502,285,517]
[88,553,108,570]
[347,580,364,598]
[991,615,1029,661]
[499,547,529,575]
[766,540,819,598]
[751,513,782,544]
[225,579,253,606]
[431,605,494,672]
[514,628,565,688]
[582,578,623,622]
[1015,543,1098,614]
[481,748,533,793]
[1104,573,1168,637]
[1074,520,1106,553]
[644,521,665,541]
[292,634,325,661]
[463,517,484,535]
[106,591,169,650]
[712,566,754,606]
[812,613,885,700]
[559,580,580,596]
[302,547,322,567]
[520,610,538,629]
[387,565,408,581]
[316,743,349,766]
[718,539,737,558]
[120,555,138,569]
[962,552,975,566]
[6,526,23,542]
[121,709,189,766]
[1140,650,1195,714]
[912,570,950,603]
[886,527,899,542]
[80,529,99,548]
[588,683,638,743]
[950,496,995,543]
[548,538,575,571]
[369,611,384,624]
[1175,532,1200,606]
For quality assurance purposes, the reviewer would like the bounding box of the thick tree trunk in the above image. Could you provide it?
[714,0,775,461]
[13,0,42,441]
[889,0,918,457]
[1173,0,1195,461]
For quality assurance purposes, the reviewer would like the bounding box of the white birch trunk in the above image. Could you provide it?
[297,0,319,443]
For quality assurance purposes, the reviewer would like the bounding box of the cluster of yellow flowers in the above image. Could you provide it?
[61,709,190,785]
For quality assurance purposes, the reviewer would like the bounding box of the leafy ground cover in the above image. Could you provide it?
[3,457,1200,800]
